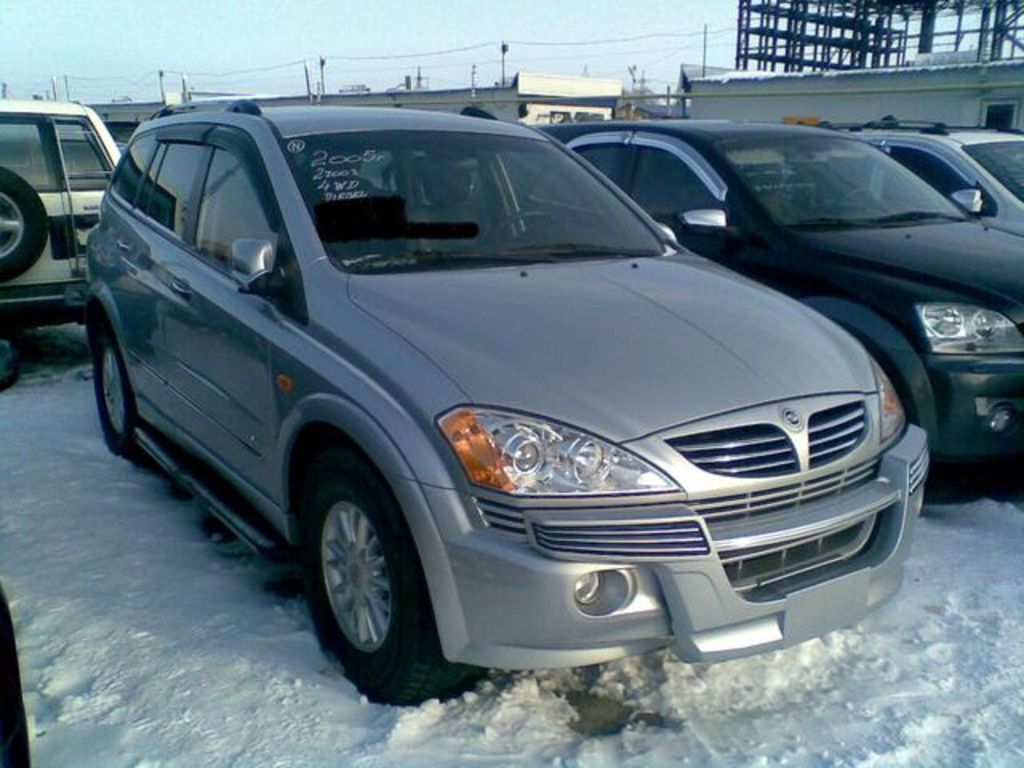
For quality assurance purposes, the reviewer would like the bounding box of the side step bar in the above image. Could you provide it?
[135,427,289,559]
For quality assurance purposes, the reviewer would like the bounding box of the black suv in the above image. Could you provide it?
[545,121,1024,461]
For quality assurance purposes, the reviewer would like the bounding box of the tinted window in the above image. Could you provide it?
[143,142,208,238]
[196,148,276,268]
[721,135,964,228]
[111,134,157,206]
[576,144,634,189]
[631,147,720,227]
[887,146,968,196]
[55,120,111,191]
[0,118,56,190]
[985,103,1016,131]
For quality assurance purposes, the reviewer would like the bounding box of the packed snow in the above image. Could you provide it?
[1,327,1023,767]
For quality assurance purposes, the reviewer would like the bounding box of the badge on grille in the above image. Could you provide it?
[781,407,802,430]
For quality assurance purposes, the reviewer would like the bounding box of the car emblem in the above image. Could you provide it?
[781,407,802,430]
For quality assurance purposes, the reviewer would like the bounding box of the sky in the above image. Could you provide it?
[0,0,739,104]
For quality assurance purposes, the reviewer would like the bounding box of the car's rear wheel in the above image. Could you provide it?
[0,587,30,768]
[0,168,48,282]
[299,447,481,705]
[90,321,142,462]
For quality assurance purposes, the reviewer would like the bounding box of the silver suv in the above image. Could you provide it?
[86,104,928,704]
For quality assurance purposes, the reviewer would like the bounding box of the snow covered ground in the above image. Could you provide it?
[1,327,1023,767]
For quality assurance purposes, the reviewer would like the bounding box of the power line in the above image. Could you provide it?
[508,29,734,46]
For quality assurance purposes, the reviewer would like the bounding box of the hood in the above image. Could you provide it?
[798,221,1024,320]
[349,257,875,442]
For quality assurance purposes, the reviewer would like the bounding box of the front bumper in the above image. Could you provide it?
[924,353,1024,460]
[419,425,928,670]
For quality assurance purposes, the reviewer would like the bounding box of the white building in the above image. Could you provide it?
[689,60,1024,129]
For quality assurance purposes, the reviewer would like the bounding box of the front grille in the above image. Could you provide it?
[476,498,528,536]
[668,424,799,478]
[721,515,878,593]
[531,518,710,560]
[808,401,867,468]
[909,448,929,495]
[687,458,879,523]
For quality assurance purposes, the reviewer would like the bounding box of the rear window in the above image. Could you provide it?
[55,120,112,191]
[0,118,57,190]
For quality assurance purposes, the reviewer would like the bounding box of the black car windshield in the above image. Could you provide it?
[281,129,663,273]
[964,140,1024,203]
[719,134,965,229]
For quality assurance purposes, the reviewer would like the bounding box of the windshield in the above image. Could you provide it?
[281,129,663,273]
[719,134,965,229]
[964,140,1024,203]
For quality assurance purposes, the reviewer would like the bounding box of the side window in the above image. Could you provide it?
[576,144,634,190]
[141,142,209,239]
[111,134,158,207]
[631,147,720,227]
[0,118,58,190]
[196,148,277,268]
[887,146,969,196]
[55,120,112,191]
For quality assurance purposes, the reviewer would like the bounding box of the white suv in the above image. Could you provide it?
[0,100,120,329]
[854,125,1024,237]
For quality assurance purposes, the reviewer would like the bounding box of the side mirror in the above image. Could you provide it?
[950,188,983,215]
[680,208,729,230]
[656,223,679,245]
[230,239,276,293]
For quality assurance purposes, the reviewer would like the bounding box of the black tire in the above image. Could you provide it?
[0,340,18,392]
[90,320,143,463]
[0,167,48,282]
[0,588,30,768]
[299,447,481,705]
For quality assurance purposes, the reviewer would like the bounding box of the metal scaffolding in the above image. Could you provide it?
[736,1,1024,72]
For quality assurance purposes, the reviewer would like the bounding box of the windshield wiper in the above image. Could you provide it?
[497,243,662,260]
[862,211,964,226]
[787,217,874,230]
[342,248,557,272]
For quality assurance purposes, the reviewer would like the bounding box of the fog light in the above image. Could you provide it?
[572,570,633,616]
[573,572,602,605]
[986,403,1019,434]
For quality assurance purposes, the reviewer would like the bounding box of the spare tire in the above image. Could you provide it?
[0,167,48,282]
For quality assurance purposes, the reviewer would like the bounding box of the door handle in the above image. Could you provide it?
[116,239,132,252]
[169,277,193,299]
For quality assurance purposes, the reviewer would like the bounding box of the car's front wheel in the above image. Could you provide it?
[299,447,480,705]
[90,321,142,462]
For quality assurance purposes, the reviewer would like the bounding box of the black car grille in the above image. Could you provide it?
[808,401,867,468]
[668,424,799,478]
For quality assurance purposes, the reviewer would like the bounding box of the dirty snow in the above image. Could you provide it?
[1,327,1023,767]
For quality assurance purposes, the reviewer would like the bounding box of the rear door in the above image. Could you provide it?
[157,127,284,487]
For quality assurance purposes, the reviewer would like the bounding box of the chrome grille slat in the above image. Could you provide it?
[807,401,867,468]
[670,423,800,479]
[909,448,929,495]
[531,519,710,560]
[687,459,879,522]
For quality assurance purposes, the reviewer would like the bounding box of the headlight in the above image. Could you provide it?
[871,359,905,444]
[916,303,1024,354]
[438,408,677,495]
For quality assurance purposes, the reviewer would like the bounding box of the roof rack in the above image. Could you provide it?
[826,116,1024,136]
[152,98,263,120]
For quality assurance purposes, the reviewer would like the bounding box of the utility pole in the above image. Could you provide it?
[471,64,477,97]
[415,66,422,90]
[1,82,7,100]
[319,56,326,100]
[51,76,58,101]
[702,24,709,78]
[158,70,166,103]
[181,73,189,103]
[500,41,509,87]
[63,75,71,101]
[304,60,313,103]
